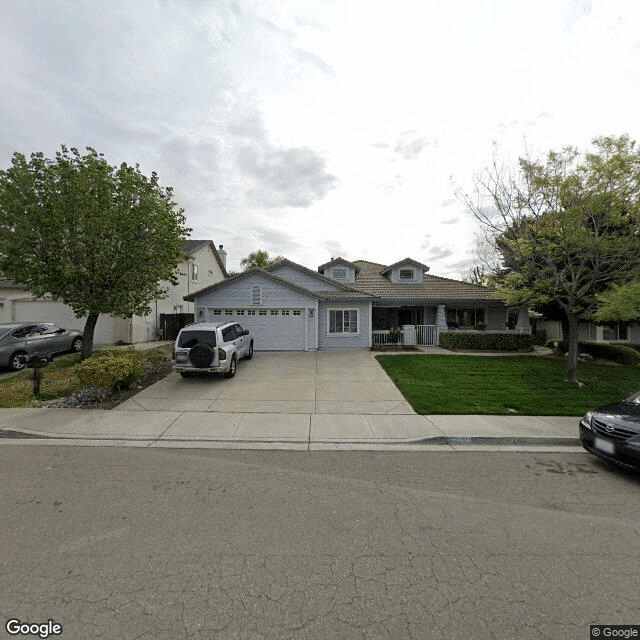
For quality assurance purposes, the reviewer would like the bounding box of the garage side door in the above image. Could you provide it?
[205,308,305,351]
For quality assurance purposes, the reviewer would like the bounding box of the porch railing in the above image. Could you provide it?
[372,325,437,347]
[371,330,398,345]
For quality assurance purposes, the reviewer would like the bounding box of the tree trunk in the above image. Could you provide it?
[82,312,99,359]
[565,313,579,382]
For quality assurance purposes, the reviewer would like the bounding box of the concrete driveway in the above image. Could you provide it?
[117,349,415,415]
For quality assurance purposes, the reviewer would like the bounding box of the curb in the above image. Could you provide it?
[0,427,581,447]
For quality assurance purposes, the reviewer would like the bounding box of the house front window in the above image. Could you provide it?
[447,307,485,328]
[328,309,358,335]
[602,324,629,341]
[192,264,198,282]
[399,269,414,280]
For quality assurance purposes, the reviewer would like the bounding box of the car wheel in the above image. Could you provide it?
[224,354,237,378]
[71,337,83,352]
[9,352,27,371]
[245,341,253,360]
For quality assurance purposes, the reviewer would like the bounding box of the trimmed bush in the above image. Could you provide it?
[439,332,535,352]
[77,350,145,390]
[545,339,640,365]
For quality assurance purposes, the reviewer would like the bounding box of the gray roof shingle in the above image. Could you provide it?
[351,260,498,302]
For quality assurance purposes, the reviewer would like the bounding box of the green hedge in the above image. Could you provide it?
[77,350,145,390]
[545,339,640,365]
[439,332,535,352]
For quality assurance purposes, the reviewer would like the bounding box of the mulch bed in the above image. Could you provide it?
[40,350,175,410]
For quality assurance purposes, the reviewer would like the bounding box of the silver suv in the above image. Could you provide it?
[173,322,254,378]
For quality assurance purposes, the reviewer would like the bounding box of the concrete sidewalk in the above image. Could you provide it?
[0,407,582,451]
[0,349,584,452]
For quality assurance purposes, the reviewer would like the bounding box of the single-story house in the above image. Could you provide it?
[184,257,527,351]
[536,318,640,345]
[0,240,227,344]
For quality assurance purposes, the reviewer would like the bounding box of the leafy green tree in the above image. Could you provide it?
[0,146,191,357]
[460,135,640,382]
[240,249,284,269]
[593,282,640,323]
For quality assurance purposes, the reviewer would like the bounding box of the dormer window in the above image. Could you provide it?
[332,267,347,280]
[399,269,414,280]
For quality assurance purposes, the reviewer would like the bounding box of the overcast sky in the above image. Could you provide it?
[1,0,639,277]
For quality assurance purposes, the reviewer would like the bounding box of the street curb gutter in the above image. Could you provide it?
[0,428,581,447]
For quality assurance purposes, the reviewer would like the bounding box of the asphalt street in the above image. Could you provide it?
[1,446,639,640]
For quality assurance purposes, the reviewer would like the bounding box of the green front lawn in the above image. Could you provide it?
[376,354,640,415]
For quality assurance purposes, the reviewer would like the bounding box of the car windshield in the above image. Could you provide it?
[625,391,640,404]
[178,330,216,349]
[0,325,22,338]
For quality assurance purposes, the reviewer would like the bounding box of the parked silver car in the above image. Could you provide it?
[173,321,254,378]
[0,323,84,371]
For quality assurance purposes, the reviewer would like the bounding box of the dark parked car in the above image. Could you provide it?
[0,323,84,371]
[579,391,640,471]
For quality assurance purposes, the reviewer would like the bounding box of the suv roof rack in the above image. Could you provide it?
[181,321,230,330]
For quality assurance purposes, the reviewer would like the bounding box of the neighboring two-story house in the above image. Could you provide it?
[0,240,227,345]
[184,257,517,351]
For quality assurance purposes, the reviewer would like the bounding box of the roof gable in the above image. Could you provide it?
[183,267,325,302]
[317,257,361,273]
[265,258,361,292]
[182,240,228,277]
[380,258,429,275]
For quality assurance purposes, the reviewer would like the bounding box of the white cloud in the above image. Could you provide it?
[1,0,640,275]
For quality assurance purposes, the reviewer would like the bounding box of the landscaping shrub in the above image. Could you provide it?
[439,332,535,352]
[545,339,640,365]
[77,350,145,390]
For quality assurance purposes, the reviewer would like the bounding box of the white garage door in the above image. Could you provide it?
[204,308,306,351]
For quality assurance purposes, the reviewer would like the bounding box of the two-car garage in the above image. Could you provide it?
[202,307,308,351]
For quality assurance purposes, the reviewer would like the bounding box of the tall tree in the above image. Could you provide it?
[240,249,284,269]
[460,135,640,382]
[0,146,191,357]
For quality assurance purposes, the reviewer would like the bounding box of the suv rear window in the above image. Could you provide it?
[178,330,217,349]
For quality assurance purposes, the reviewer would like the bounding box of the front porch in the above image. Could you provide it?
[371,302,531,347]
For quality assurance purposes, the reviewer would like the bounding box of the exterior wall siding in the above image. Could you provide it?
[318,302,371,350]
[158,245,225,319]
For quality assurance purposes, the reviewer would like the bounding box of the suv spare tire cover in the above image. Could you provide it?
[189,343,214,368]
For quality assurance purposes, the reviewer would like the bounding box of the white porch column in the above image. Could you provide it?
[515,307,532,334]
[435,305,448,344]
